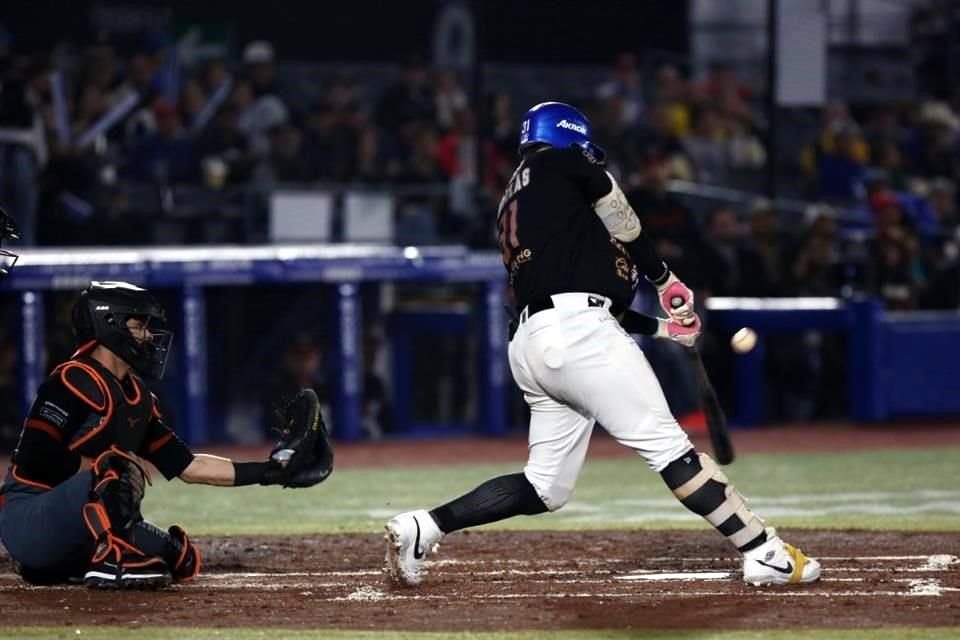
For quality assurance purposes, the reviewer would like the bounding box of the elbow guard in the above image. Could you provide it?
[592,171,641,242]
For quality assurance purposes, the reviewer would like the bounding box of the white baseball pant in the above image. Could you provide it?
[509,292,693,511]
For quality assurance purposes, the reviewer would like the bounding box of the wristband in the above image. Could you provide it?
[233,461,276,486]
[646,263,671,286]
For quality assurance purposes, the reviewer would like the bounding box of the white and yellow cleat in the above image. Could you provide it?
[742,528,821,586]
[384,509,443,586]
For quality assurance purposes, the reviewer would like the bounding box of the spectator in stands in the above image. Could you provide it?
[864,108,907,166]
[595,52,645,129]
[437,108,505,228]
[634,103,691,182]
[432,69,467,132]
[375,55,434,134]
[922,179,960,308]
[396,125,443,184]
[869,140,908,190]
[326,76,358,113]
[234,42,289,155]
[179,78,207,130]
[928,178,958,230]
[683,105,730,184]
[814,122,868,200]
[264,333,392,440]
[77,45,122,104]
[201,59,231,97]
[592,94,645,178]
[693,62,752,106]
[264,335,329,438]
[914,101,960,179]
[0,31,44,245]
[124,99,200,184]
[789,208,842,296]
[258,123,312,183]
[869,189,924,309]
[72,82,110,140]
[739,198,787,296]
[351,125,392,183]
[699,205,743,297]
[801,101,870,198]
[625,149,702,284]
[196,103,254,184]
[483,91,516,159]
[244,40,280,98]
[303,101,353,182]
[651,64,691,139]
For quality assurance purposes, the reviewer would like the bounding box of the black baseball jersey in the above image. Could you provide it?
[6,355,194,491]
[496,147,640,313]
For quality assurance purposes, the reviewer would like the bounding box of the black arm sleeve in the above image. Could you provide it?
[625,231,670,284]
[143,416,195,480]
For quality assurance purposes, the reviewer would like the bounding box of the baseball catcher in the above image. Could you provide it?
[385,102,820,587]
[0,281,333,589]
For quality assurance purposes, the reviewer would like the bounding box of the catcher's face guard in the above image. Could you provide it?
[72,281,174,379]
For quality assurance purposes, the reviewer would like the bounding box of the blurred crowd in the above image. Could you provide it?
[0,29,958,310]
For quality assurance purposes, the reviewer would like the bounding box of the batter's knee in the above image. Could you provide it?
[523,470,573,512]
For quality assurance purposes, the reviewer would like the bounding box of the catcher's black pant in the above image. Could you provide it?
[0,471,175,584]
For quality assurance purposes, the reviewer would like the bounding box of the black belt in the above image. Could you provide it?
[520,294,611,322]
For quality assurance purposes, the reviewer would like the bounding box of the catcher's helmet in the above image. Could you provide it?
[518,101,606,164]
[0,205,20,281]
[71,281,173,379]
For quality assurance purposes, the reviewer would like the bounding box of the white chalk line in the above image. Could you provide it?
[0,554,955,599]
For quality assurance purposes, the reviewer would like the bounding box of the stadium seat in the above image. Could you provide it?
[269,190,335,243]
[342,191,395,244]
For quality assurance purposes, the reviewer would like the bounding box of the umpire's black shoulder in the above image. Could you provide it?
[51,360,109,412]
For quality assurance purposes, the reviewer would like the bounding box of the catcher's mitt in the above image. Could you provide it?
[266,388,334,488]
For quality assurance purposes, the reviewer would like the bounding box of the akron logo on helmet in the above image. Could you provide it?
[555,119,587,134]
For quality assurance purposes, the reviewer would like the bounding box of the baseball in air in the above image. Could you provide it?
[730,327,758,354]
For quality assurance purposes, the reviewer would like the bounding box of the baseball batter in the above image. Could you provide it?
[386,102,820,587]
[0,281,333,589]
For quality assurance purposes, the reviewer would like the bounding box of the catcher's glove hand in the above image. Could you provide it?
[264,388,334,488]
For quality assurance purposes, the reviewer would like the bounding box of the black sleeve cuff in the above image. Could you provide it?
[624,231,670,284]
[149,439,195,480]
[646,264,671,286]
[620,310,660,336]
[233,460,284,486]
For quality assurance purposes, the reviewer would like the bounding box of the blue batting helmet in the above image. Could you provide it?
[518,101,606,163]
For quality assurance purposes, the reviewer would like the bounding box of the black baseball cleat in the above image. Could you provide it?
[84,537,172,590]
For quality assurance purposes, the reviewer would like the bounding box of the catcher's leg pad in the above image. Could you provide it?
[89,448,150,532]
[167,524,201,582]
[661,450,766,552]
[83,449,170,589]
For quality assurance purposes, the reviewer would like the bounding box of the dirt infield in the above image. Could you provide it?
[2,530,958,631]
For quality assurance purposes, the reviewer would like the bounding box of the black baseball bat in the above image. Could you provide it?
[664,296,735,465]
[684,345,735,465]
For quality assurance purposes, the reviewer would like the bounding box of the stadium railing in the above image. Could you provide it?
[3,246,958,441]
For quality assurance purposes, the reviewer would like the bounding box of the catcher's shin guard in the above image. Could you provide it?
[660,450,767,552]
[167,524,201,582]
[82,449,171,589]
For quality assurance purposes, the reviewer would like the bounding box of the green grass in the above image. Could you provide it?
[142,447,960,535]
[6,629,960,640]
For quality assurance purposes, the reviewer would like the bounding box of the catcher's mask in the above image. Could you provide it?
[71,281,174,380]
[0,206,19,281]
